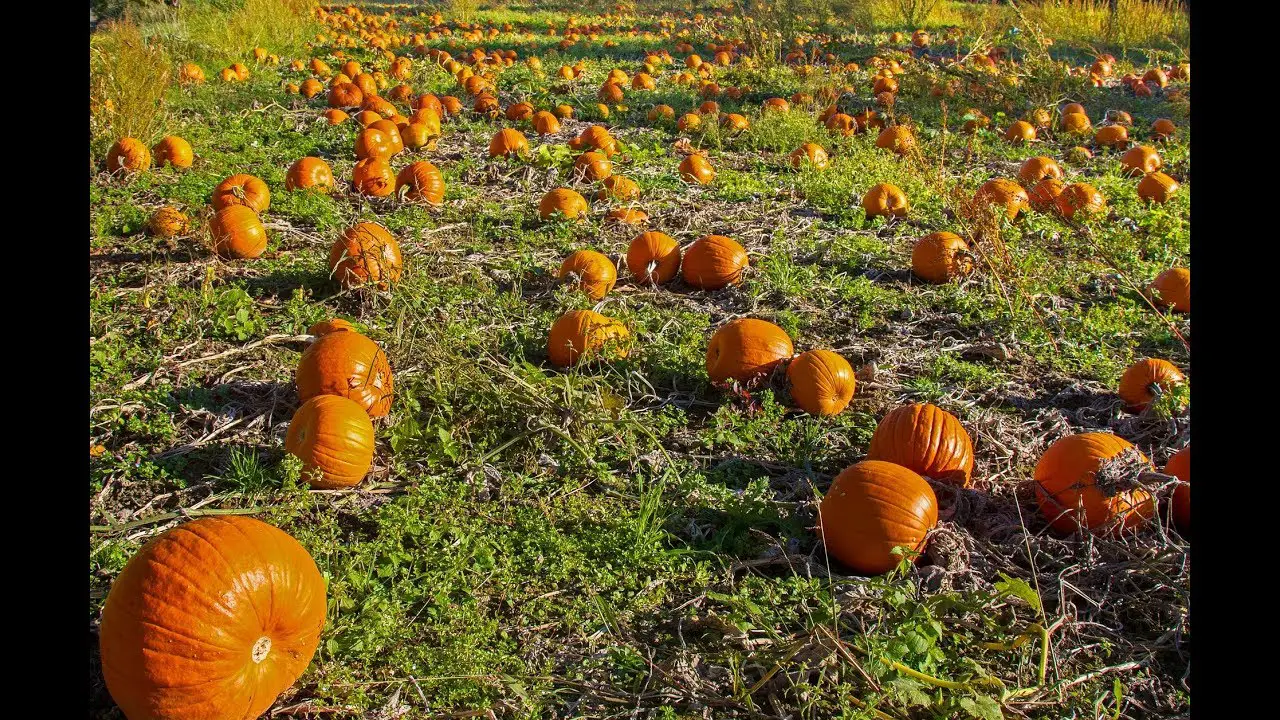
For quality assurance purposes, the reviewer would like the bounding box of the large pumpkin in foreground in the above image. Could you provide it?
[1034,432,1156,535]
[867,403,975,488]
[819,460,938,575]
[286,395,376,488]
[99,517,326,720]
[706,318,793,384]
[296,330,394,417]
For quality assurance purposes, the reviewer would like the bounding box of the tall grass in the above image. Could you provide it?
[1022,0,1189,51]
[170,0,319,68]
[90,19,172,147]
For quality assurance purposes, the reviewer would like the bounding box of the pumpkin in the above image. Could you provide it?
[301,78,325,98]
[720,113,750,135]
[286,157,335,192]
[1119,145,1161,176]
[1166,445,1190,533]
[974,179,1029,220]
[152,136,193,169]
[286,394,375,489]
[1055,183,1105,220]
[763,97,790,113]
[1142,67,1168,88]
[1059,111,1092,135]
[825,113,856,136]
[1150,267,1190,312]
[396,161,446,205]
[208,205,267,259]
[1004,120,1036,144]
[148,207,188,238]
[178,62,206,85]
[355,109,382,127]
[912,232,973,284]
[328,81,364,108]
[867,403,976,487]
[1118,358,1186,412]
[368,119,405,155]
[819,460,938,575]
[354,128,395,160]
[647,104,676,124]
[547,309,630,367]
[597,175,640,201]
[682,234,748,289]
[605,208,649,226]
[677,112,702,132]
[308,318,357,337]
[574,151,613,182]
[876,126,916,155]
[790,143,829,170]
[212,174,270,214]
[558,249,617,300]
[399,122,433,150]
[706,318,794,383]
[487,128,529,159]
[627,231,681,285]
[1151,118,1177,140]
[553,103,574,119]
[353,72,378,97]
[99,517,326,720]
[698,100,721,116]
[862,183,909,219]
[539,188,590,220]
[787,349,856,416]
[1034,432,1155,535]
[1095,124,1130,149]
[1137,171,1178,204]
[854,110,885,133]
[107,137,151,173]
[1107,110,1133,126]
[351,158,395,196]
[296,329,395,417]
[531,111,561,135]
[1018,156,1062,186]
[1064,145,1093,165]
[673,154,715,186]
[329,222,403,290]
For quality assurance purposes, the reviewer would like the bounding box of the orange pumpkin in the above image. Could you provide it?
[1095,124,1130,149]
[647,105,676,124]
[1028,177,1067,213]
[1137,172,1178,203]
[1166,445,1190,533]
[286,157,335,192]
[569,125,618,156]
[539,188,590,220]
[208,205,267,259]
[862,183,909,219]
[867,403,975,487]
[790,143,829,170]
[574,151,613,182]
[152,136,193,169]
[489,128,530,158]
[912,232,973,284]
[99,517,326,720]
[1118,358,1185,412]
[107,137,151,173]
[706,318,794,384]
[1151,118,1177,140]
[329,222,403,290]
[328,81,364,108]
[505,101,534,122]
[627,231,681,285]
[1150,267,1189,312]
[605,208,649,226]
[1059,111,1092,135]
[1055,183,1106,220]
[367,120,404,155]
[212,174,270,214]
[819,460,938,575]
[974,179,1029,220]
[677,112,702,132]
[351,158,396,196]
[682,234,748,289]
[875,125,916,155]
[532,111,561,135]
[558,249,617,300]
[308,318,357,337]
[787,350,856,416]
[1119,145,1161,176]
[679,154,716,185]
[396,161,446,205]
[1018,156,1062,186]
[597,175,640,201]
[1034,432,1156,535]
[1004,120,1036,144]
[547,310,630,367]
[286,395,376,488]
[296,329,395,417]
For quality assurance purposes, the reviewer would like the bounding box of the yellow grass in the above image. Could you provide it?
[90,19,172,146]
[1021,0,1189,50]
[175,0,318,66]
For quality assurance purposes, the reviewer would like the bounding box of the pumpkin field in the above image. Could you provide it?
[89,1,1191,717]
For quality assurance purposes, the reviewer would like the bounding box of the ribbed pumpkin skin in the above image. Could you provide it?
[328,81,363,108]
[569,126,617,156]
[351,158,395,197]
[1137,172,1178,204]
[212,174,271,214]
[789,143,829,170]
[539,188,590,220]
[399,123,433,152]
[706,318,794,383]
[286,395,375,488]
[679,154,715,184]
[1018,156,1062,185]
[285,157,335,192]
[208,206,267,259]
[396,162,446,205]
[975,179,1028,220]
[1028,178,1066,213]
[787,350,855,415]
[152,136,194,169]
[1118,358,1185,412]
[547,310,630,367]
[1095,124,1129,149]
[1003,120,1036,144]
[1120,146,1161,177]
[682,235,748,289]
[868,403,976,487]
[862,183,909,218]
[531,111,561,135]
[108,137,151,172]
[597,175,640,201]
[912,232,972,284]
[296,331,394,417]
[1166,445,1190,533]
[355,128,396,160]
[1150,267,1189,312]
[627,232,681,285]
[819,460,938,575]
[1034,432,1155,535]
[489,128,530,158]
[574,151,613,182]
[99,517,326,720]
[876,126,915,154]
[558,249,617,300]
[329,222,403,290]
[149,207,188,238]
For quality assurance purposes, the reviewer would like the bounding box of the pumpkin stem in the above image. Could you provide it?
[1093,448,1152,496]
[251,636,272,663]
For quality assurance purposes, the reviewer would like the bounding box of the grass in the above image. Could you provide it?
[89,1,1190,718]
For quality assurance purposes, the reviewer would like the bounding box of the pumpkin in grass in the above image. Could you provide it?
[819,460,938,575]
[547,310,630,367]
[606,207,649,226]
[505,102,534,122]
[569,126,619,157]
[597,175,640,201]
[396,161,446,205]
[399,122,434,151]
[1137,172,1178,204]
[679,154,716,185]
[286,395,375,489]
[867,403,976,487]
[351,158,395,197]
[706,318,794,384]
[1018,156,1062,186]
[683,234,748,289]
[178,62,206,85]
[1118,358,1186,413]
[212,174,271,214]
[647,104,676,124]
[876,125,916,155]
[558,249,617,300]
[354,127,396,161]
[574,151,613,182]
[1150,267,1189,312]
[974,179,1029,220]
[787,349,856,416]
[1059,111,1091,135]
[1095,124,1130,149]
[1034,432,1155,535]
[152,136,193,169]
[854,110,885,134]
[553,103,574,120]
[720,113,750,135]
[1151,118,1177,140]
[763,97,790,113]
[148,207,188,238]
[1166,445,1190,533]
[862,183,909,219]
[286,157,335,192]
[107,137,151,173]
[677,112,703,132]
[1119,146,1161,177]
[329,222,403,290]
[328,81,364,108]
[531,111,561,135]
[296,329,395,418]
[790,143,829,170]
[99,517,326,720]
[441,95,463,116]
[308,318,357,337]
[1025,177,1065,213]
[627,231,681,285]
[368,120,404,155]
[912,232,973,284]
[1054,183,1106,220]
[355,109,382,127]
[539,188,590,220]
[208,205,267,259]
[353,72,378,97]
[1003,120,1036,144]
[825,113,856,136]
[487,128,530,159]
[301,78,325,99]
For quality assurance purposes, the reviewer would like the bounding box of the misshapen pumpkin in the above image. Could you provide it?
[148,207,188,239]
[682,234,748,289]
[329,222,403,290]
[787,349,856,416]
[1138,172,1178,204]
[296,330,394,417]
[531,111,561,135]
[208,205,267,259]
[706,318,794,384]
[352,158,396,196]
[876,125,916,155]
[1118,358,1186,412]
[975,179,1029,220]
[1150,267,1189,312]
[574,151,613,182]
[286,394,375,488]
[99,517,326,720]
[868,403,975,487]
[679,154,715,184]
[912,232,973,284]
[558,249,617,300]
[597,175,640,201]
[1034,432,1156,535]
[605,207,649,226]
[790,143,829,170]
[862,183,909,218]
[819,460,938,575]
[1028,177,1067,213]
[547,310,630,367]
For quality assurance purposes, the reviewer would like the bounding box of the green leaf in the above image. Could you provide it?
[994,572,1042,613]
